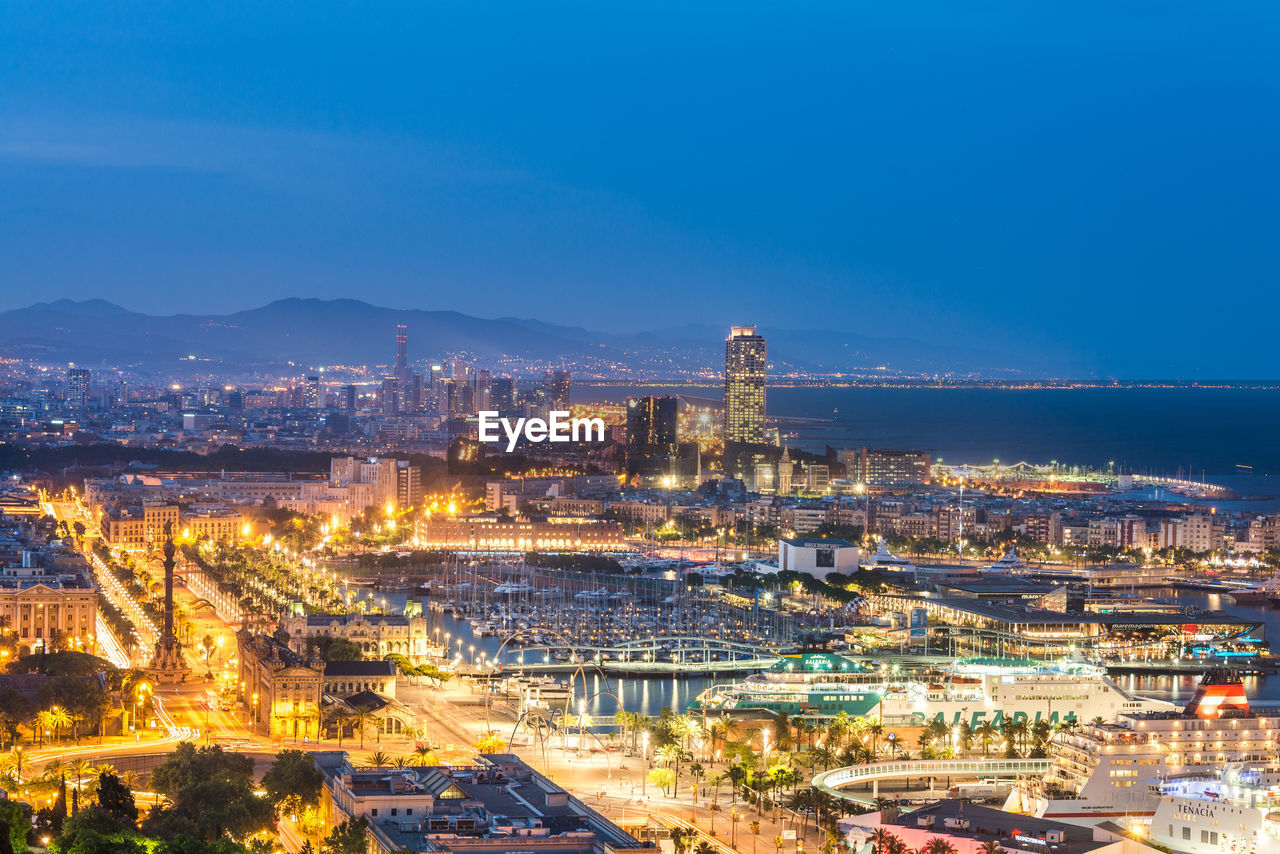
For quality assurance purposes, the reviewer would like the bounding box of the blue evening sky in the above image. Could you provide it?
[1,1,1277,376]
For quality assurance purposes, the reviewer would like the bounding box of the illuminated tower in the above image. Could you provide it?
[777,447,793,494]
[394,324,411,386]
[724,326,767,443]
[67,367,91,408]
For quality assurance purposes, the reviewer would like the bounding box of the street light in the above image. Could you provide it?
[641,731,650,795]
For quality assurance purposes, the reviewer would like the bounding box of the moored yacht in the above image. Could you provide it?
[984,548,1028,575]
[1231,576,1280,607]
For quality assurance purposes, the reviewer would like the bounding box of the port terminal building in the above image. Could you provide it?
[866,594,1265,659]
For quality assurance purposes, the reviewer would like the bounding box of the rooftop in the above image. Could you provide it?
[316,752,648,854]
[887,801,1098,854]
[305,613,411,627]
[324,660,399,677]
[907,595,1261,627]
[781,537,856,548]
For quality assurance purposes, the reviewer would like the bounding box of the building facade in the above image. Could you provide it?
[724,326,767,444]
[415,515,626,552]
[282,613,441,663]
[236,631,325,741]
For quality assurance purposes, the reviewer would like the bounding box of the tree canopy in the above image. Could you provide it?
[261,750,324,813]
[145,744,273,842]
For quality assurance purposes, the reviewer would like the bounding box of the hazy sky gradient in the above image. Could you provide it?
[2,1,1277,376]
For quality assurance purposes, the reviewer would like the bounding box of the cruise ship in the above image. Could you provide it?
[1008,669,1279,827]
[689,654,1173,728]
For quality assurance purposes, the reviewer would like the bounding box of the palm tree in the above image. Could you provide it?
[787,789,814,835]
[47,707,71,742]
[727,762,749,804]
[33,710,55,747]
[975,721,999,757]
[689,761,706,791]
[1030,720,1053,756]
[922,837,958,854]
[925,719,950,751]
[656,744,685,781]
[870,829,902,854]
[674,715,702,754]
[413,745,439,766]
[4,748,28,783]
[695,842,717,854]
[709,717,733,760]
[978,841,1004,854]
[669,827,694,854]
[828,711,853,752]
[351,705,377,749]
[40,759,65,783]
[325,706,351,746]
[614,711,634,750]
[1002,718,1029,757]
[865,717,886,759]
[368,751,391,768]
[70,759,94,789]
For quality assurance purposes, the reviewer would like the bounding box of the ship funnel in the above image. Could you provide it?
[1183,667,1250,718]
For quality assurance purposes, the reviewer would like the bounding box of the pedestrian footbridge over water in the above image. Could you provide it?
[813,758,1052,807]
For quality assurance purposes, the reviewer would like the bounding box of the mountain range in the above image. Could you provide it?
[0,298,1086,378]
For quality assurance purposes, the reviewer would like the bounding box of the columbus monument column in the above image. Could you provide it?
[148,524,191,684]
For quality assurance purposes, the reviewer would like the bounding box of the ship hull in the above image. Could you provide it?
[1229,590,1280,607]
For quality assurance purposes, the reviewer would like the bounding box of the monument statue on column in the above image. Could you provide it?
[148,523,191,683]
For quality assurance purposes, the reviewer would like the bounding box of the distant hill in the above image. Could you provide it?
[0,298,1083,377]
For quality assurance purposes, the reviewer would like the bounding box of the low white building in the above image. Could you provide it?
[777,537,861,575]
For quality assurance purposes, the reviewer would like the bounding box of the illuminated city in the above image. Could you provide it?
[1,6,1277,854]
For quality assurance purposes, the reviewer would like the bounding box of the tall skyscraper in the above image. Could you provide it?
[544,370,570,408]
[381,376,399,415]
[469,369,491,414]
[490,377,515,415]
[304,375,323,408]
[626,396,678,463]
[67,367,91,408]
[625,396,699,485]
[724,326,767,443]
[395,324,408,375]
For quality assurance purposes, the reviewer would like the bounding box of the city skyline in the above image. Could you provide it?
[4,2,1279,378]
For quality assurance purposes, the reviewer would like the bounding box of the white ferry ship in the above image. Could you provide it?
[1147,765,1280,854]
[690,654,1173,729]
[1008,669,1278,827]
